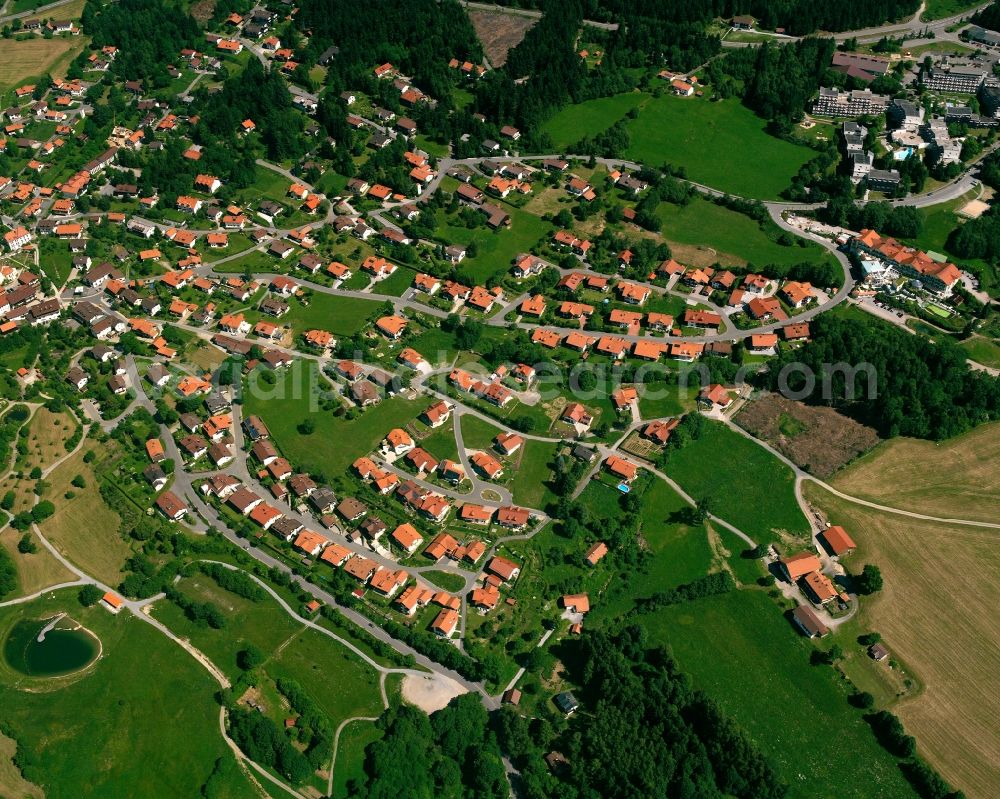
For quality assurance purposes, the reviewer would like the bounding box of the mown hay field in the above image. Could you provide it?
[806,482,1000,799]
[829,422,1000,524]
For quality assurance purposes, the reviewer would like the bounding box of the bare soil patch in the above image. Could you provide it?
[189,0,215,24]
[400,672,467,713]
[186,344,226,374]
[468,9,535,67]
[735,393,879,478]
[667,242,746,269]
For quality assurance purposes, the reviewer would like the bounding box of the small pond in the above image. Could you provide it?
[3,617,99,677]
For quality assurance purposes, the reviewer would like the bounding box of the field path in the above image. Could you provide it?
[805,479,1000,528]
[326,716,380,798]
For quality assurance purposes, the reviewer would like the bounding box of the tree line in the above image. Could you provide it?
[198,563,266,602]
[509,0,920,36]
[765,315,1000,439]
[226,707,313,784]
[945,149,1000,262]
[820,200,923,238]
[634,571,736,613]
[494,626,787,798]
[972,2,1000,33]
[706,38,836,124]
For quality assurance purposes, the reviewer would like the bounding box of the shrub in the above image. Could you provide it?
[78,584,104,606]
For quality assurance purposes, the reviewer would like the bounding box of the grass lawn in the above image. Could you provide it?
[907,318,1000,368]
[266,625,383,728]
[593,478,714,621]
[214,248,281,274]
[283,292,382,338]
[237,163,293,206]
[407,327,460,366]
[461,407,562,496]
[541,91,647,146]
[657,196,831,268]
[413,134,449,158]
[904,40,977,55]
[905,192,995,292]
[960,335,1000,368]
[440,204,551,283]
[637,380,699,419]
[0,591,255,798]
[243,361,432,478]
[330,719,382,799]
[910,191,973,254]
[376,265,417,297]
[37,448,133,587]
[492,475,709,688]
[151,572,304,679]
[37,238,75,287]
[315,170,349,196]
[0,340,35,372]
[578,93,817,200]
[805,482,1000,799]
[0,727,42,799]
[199,233,255,262]
[11,0,52,11]
[577,478,625,521]
[509,438,560,509]
[421,570,466,592]
[153,570,383,734]
[828,421,1000,524]
[628,95,817,198]
[459,414,503,450]
[419,417,460,462]
[0,409,75,516]
[666,421,810,544]
[187,343,227,373]
[638,589,916,799]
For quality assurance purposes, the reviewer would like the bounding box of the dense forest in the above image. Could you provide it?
[765,315,1000,439]
[296,0,482,105]
[349,695,508,799]
[81,0,200,86]
[494,627,786,799]
[472,1,632,137]
[972,1,1000,32]
[580,0,722,74]
[192,58,308,162]
[0,545,15,599]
